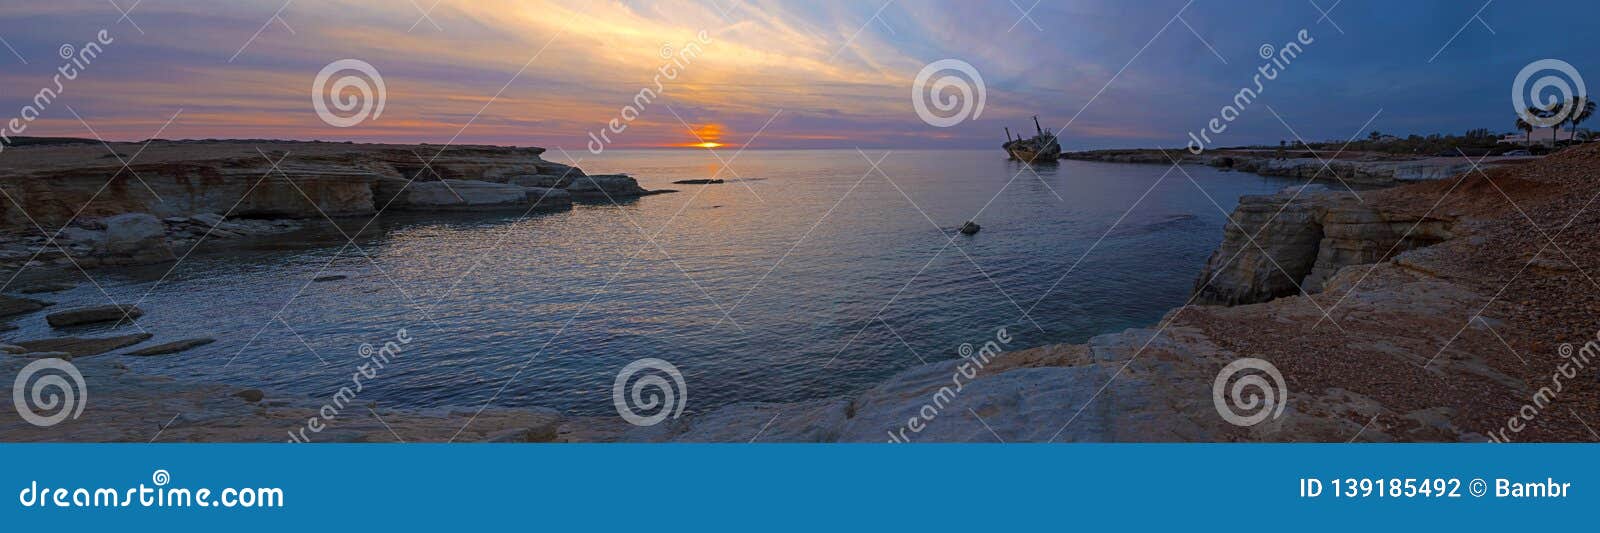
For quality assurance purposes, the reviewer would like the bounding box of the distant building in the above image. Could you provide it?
[1499,130,1555,147]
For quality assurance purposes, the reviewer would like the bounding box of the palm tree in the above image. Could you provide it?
[1567,96,1595,142]
[1523,105,1548,145]
[1515,115,1534,146]
[1547,100,1567,145]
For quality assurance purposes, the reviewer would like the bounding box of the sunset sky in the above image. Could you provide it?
[1,1,1594,151]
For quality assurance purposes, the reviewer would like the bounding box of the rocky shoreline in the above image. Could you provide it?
[633,144,1594,443]
[0,140,666,275]
[1063,148,1537,187]
[4,142,1597,442]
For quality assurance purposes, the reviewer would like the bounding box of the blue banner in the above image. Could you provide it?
[1,444,1592,530]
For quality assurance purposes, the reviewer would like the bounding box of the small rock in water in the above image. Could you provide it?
[16,333,153,357]
[313,275,347,282]
[45,304,144,328]
[0,294,52,318]
[234,389,265,403]
[671,179,725,185]
[958,221,981,235]
[17,282,76,294]
[125,337,216,356]
[18,351,72,359]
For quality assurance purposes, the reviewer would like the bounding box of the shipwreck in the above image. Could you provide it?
[1003,116,1062,163]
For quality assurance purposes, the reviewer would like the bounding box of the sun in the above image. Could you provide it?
[677,123,727,149]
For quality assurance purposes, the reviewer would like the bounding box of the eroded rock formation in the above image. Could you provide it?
[1193,185,1453,305]
[0,141,662,270]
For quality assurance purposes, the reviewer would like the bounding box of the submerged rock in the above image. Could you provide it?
[0,294,51,318]
[959,221,981,235]
[45,304,144,328]
[17,281,76,294]
[15,333,153,357]
[17,351,71,359]
[312,275,347,282]
[234,389,265,403]
[125,337,216,356]
[672,179,725,185]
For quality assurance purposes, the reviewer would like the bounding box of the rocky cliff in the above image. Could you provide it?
[0,141,661,272]
[1193,184,1454,305]
[0,141,659,227]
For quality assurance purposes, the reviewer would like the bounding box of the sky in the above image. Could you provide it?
[0,0,1594,152]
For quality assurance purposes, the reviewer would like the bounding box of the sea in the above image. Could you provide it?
[9,149,1303,415]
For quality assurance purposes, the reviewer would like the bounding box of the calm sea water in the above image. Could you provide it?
[11,149,1300,415]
